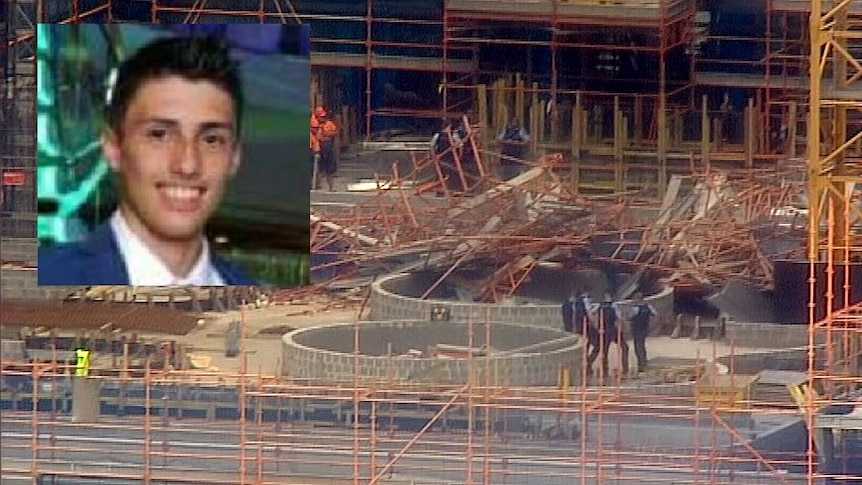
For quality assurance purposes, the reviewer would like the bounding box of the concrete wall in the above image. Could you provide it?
[369,272,674,330]
[1,238,77,299]
[0,268,75,300]
[1,238,36,262]
[747,418,808,459]
[725,322,813,349]
[283,320,583,386]
[716,347,809,374]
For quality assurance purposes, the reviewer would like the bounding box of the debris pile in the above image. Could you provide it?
[309,125,807,300]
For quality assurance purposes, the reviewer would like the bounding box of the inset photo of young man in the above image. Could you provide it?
[36,24,311,287]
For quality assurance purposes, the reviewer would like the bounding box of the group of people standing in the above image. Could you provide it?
[562,287,657,380]
[429,117,531,194]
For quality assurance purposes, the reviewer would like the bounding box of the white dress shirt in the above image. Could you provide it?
[110,210,225,286]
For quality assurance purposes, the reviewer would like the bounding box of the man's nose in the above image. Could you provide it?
[169,136,202,176]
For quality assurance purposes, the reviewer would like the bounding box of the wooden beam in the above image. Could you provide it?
[701,95,710,168]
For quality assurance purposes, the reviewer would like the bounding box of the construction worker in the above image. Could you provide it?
[496,118,530,180]
[591,291,630,379]
[310,110,321,189]
[562,289,598,372]
[628,291,657,374]
[561,290,577,333]
[453,117,479,191]
[430,121,462,194]
[315,106,339,192]
[75,347,91,377]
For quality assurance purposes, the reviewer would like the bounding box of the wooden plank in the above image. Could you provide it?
[446,166,545,220]
[311,52,475,73]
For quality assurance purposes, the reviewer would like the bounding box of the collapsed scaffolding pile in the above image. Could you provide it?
[308,129,808,301]
[614,165,807,290]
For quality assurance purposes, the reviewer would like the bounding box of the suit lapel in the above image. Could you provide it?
[212,254,240,285]
[78,223,130,285]
[212,254,254,286]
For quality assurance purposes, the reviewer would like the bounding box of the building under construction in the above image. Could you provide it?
[2,0,862,484]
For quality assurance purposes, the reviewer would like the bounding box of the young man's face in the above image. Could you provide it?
[103,76,240,243]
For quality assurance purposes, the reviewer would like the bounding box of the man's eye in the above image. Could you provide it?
[202,134,228,146]
[146,129,168,140]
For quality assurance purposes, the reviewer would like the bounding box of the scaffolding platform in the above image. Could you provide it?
[816,411,862,431]
[694,72,808,90]
[312,52,475,74]
[446,0,694,24]
[695,71,862,100]
[771,0,862,14]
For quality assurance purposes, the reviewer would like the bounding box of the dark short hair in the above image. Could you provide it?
[107,35,243,135]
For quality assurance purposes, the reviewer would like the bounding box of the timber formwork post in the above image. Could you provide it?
[549,0,560,143]
[613,96,624,194]
[765,0,773,148]
[442,0,450,121]
[477,83,490,175]
[572,91,583,194]
[365,0,373,140]
[657,0,669,197]
[701,95,710,168]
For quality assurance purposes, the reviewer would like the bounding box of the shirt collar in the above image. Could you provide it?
[110,210,225,286]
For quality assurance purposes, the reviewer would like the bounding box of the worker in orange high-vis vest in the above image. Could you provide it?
[315,106,340,192]
[310,111,321,189]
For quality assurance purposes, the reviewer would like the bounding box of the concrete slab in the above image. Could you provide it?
[709,281,775,323]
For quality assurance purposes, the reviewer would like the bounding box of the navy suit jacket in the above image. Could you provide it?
[37,223,258,286]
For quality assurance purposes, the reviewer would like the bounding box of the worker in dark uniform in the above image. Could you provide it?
[561,290,577,333]
[563,289,599,374]
[431,122,463,193]
[453,118,479,192]
[628,291,657,373]
[591,291,630,379]
[497,118,530,180]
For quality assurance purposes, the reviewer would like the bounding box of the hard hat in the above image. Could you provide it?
[315,107,327,118]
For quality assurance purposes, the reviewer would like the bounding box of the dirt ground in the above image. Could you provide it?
[168,295,772,378]
[171,296,366,375]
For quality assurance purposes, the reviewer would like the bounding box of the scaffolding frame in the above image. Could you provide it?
[2,1,862,484]
[439,0,698,199]
[0,316,829,485]
[117,0,818,198]
[805,0,862,483]
[1,0,39,238]
[304,143,807,297]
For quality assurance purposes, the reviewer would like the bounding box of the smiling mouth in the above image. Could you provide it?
[156,183,207,212]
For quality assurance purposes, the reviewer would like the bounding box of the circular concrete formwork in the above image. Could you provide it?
[282,320,582,386]
[369,269,674,329]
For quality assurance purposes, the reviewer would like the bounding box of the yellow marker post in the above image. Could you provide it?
[75,349,91,377]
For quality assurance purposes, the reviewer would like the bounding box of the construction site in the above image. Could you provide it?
[1,0,861,484]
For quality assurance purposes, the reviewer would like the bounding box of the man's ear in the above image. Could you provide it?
[101,130,122,171]
[228,144,242,177]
